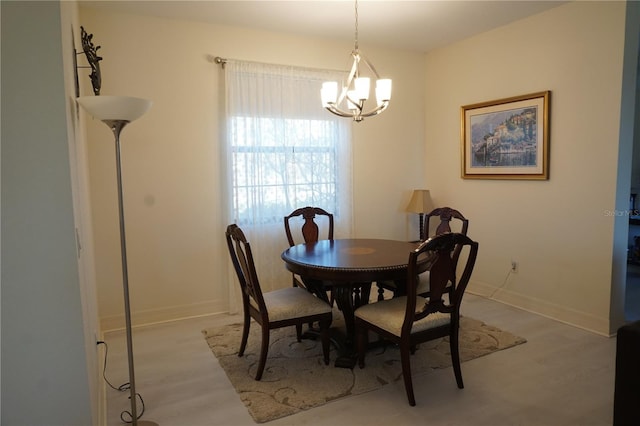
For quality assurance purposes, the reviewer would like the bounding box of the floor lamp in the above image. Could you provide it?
[77,96,157,426]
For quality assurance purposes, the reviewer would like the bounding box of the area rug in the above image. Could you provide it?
[202,316,526,423]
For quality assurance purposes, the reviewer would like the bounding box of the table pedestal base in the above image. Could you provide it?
[301,325,358,369]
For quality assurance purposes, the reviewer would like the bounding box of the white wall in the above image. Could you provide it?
[424,1,629,335]
[78,7,426,330]
[1,1,97,424]
[80,2,636,336]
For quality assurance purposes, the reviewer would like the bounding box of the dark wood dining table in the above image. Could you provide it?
[281,238,430,367]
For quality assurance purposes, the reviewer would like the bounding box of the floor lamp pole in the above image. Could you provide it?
[107,121,158,426]
[108,120,140,425]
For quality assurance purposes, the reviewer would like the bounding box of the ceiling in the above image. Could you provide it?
[79,0,567,53]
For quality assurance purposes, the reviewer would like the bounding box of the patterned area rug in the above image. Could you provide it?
[202,316,526,423]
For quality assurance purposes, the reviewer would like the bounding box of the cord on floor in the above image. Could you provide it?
[97,340,146,423]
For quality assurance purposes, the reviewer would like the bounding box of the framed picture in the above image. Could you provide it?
[461,91,550,180]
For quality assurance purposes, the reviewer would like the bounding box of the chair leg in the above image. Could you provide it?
[255,324,270,381]
[450,325,464,389]
[400,341,416,406]
[239,309,250,357]
[320,319,331,365]
[295,324,302,342]
[356,320,368,368]
[376,283,385,301]
[360,283,372,305]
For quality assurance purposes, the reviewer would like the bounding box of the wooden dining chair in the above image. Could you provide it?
[376,207,469,301]
[225,224,332,380]
[284,206,334,247]
[284,206,334,304]
[355,232,479,406]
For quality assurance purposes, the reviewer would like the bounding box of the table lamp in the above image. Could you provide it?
[406,189,434,241]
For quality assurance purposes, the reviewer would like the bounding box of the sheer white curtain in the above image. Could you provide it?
[221,59,353,312]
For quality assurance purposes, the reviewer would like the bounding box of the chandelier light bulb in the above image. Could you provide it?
[354,77,370,101]
[321,81,339,106]
[376,79,392,105]
[347,90,359,110]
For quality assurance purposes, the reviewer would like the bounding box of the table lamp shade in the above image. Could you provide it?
[406,189,434,214]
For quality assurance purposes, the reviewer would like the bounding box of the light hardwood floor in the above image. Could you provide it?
[103,293,618,426]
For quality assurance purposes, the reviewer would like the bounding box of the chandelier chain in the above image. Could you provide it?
[354,0,359,51]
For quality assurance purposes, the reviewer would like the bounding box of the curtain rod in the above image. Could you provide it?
[207,55,227,68]
[207,54,346,74]
[214,56,227,67]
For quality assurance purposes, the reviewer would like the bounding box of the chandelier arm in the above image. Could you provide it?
[337,52,361,104]
[359,54,382,79]
[325,104,360,118]
[327,85,388,120]
[359,102,389,118]
[344,94,365,112]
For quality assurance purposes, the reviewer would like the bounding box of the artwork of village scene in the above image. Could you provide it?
[470,106,538,168]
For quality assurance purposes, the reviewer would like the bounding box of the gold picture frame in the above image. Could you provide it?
[461,91,550,180]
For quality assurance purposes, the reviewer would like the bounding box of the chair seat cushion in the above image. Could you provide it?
[416,272,453,295]
[355,296,450,337]
[253,287,332,322]
[416,272,430,294]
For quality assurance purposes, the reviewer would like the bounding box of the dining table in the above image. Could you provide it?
[281,238,431,368]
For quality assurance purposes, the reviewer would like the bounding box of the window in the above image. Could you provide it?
[229,116,343,225]
[222,60,352,293]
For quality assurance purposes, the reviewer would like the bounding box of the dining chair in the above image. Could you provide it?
[376,207,469,301]
[284,206,334,304]
[355,232,479,406]
[225,224,332,380]
[284,206,334,246]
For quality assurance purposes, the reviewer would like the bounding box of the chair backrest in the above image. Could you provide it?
[225,224,266,312]
[424,207,469,238]
[403,233,478,334]
[284,206,334,247]
[424,207,469,267]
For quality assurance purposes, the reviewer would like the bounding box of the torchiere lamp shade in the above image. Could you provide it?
[76,95,151,122]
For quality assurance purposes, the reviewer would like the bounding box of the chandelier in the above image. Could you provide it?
[321,0,392,122]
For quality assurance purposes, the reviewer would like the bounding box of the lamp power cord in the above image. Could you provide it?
[487,268,513,300]
[97,340,146,424]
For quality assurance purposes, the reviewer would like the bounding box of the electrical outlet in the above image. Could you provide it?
[511,260,518,273]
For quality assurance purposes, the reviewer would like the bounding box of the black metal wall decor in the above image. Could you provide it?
[75,26,102,96]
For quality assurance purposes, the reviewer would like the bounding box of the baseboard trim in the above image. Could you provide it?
[468,280,612,337]
[100,299,227,332]
[100,285,613,337]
